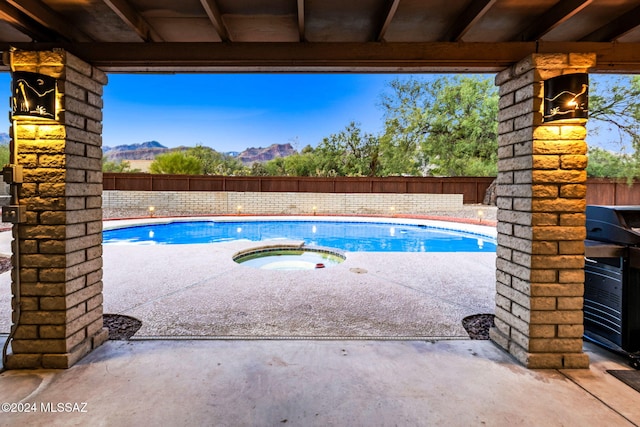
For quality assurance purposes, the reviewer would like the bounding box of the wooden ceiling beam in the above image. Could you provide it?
[377,0,401,42]
[200,0,230,42]
[0,2,56,41]
[103,0,163,42]
[581,5,640,42]
[297,0,305,42]
[6,0,92,42]
[518,0,592,41]
[444,0,497,42]
[3,41,639,73]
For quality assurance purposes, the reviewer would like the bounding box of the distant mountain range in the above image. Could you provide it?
[1,134,296,165]
[103,141,296,165]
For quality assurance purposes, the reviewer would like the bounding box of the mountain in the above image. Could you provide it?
[237,143,297,164]
[103,141,169,161]
[103,141,298,164]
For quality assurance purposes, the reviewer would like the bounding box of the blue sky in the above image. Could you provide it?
[0,72,631,153]
[101,73,397,152]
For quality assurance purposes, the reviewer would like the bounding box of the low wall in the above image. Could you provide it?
[102,191,464,215]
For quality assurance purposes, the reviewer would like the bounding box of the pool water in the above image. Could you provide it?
[103,220,496,252]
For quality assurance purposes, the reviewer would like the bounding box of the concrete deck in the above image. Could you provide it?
[1,218,498,338]
[0,338,638,426]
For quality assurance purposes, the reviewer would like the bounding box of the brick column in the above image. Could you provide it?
[490,53,596,369]
[5,49,108,369]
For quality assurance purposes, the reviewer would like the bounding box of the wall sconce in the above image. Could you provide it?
[543,74,588,123]
[11,71,57,120]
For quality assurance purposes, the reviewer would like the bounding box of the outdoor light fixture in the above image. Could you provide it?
[11,71,57,120]
[543,74,588,123]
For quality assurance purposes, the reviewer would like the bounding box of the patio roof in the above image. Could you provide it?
[0,0,640,73]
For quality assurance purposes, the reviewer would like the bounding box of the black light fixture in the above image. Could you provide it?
[11,71,57,120]
[543,73,589,122]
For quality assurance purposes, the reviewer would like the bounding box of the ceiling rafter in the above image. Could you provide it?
[6,0,92,42]
[443,0,497,42]
[200,0,230,42]
[297,0,305,42]
[0,2,55,41]
[518,0,592,41]
[581,4,640,42]
[377,0,401,42]
[3,41,637,73]
[103,0,163,42]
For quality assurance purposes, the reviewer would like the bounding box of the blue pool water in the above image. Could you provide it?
[103,220,496,252]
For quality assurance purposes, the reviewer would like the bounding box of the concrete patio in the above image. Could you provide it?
[0,338,638,426]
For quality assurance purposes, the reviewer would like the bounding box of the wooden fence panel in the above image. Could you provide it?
[612,181,640,205]
[586,178,640,206]
[223,177,261,192]
[333,178,372,193]
[187,176,224,191]
[586,179,615,205]
[298,177,335,192]
[102,173,638,206]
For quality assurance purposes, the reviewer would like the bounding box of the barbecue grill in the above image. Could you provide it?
[584,205,640,368]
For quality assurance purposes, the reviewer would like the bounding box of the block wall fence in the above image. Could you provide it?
[102,191,464,215]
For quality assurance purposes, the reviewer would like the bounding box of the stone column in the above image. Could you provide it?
[5,49,108,369]
[490,53,596,369]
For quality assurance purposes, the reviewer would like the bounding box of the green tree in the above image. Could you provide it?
[0,143,9,166]
[186,144,246,175]
[101,157,141,173]
[260,150,318,176]
[378,77,431,175]
[587,147,639,182]
[313,122,380,176]
[380,75,498,176]
[149,151,203,174]
[589,76,640,149]
[588,75,640,182]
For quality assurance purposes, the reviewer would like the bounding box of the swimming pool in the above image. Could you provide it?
[103,218,496,252]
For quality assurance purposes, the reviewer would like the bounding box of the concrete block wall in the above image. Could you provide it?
[5,49,108,369]
[102,190,464,215]
[489,53,596,369]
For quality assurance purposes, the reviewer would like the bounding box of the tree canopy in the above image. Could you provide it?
[104,74,640,180]
[149,151,203,175]
[379,75,498,176]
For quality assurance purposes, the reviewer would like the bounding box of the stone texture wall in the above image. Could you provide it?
[102,190,464,215]
[489,53,596,369]
[5,49,108,369]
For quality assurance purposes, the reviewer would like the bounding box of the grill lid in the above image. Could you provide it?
[586,205,640,246]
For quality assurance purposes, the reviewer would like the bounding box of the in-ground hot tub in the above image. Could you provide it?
[233,245,345,270]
